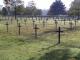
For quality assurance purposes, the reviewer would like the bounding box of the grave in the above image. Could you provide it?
[69,21,73,30]
[32,20,35,28]
[54,20,58,30]
[5,22,9,32]
[18,23,21,35]
[55,27,63,44]
[43,20,46,28]
[34,24,39,38]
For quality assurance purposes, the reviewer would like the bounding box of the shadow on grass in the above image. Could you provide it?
[75,53,80,60]
[28,48,80,60]
[38,49,73,60]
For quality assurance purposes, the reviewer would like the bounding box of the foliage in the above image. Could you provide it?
[48,1,66,15]
[3,0,42,16]
[2,7,8,15]
[25,7,42,16]
[15,5,25,15]
[68,0,80,17]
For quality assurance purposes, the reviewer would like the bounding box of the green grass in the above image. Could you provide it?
[0,18,80,60]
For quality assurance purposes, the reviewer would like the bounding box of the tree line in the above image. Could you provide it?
[1,0,42,16]
[0,0,80,17]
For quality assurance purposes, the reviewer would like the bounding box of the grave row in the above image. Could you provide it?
[0,15,79,21]
[3,19,79,45]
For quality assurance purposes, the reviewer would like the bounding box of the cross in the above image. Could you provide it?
[32,20,35,28]
[11,18,13,24]
[46,17,48,23]
[64,19,66,25]
[74,20,77,28]
[18,23,21,35]
[43,20,45,28]
[5,22,9,32]
[24,19,27,25]
[69,22,73,30]
[54,20,58,30]
[17,19,19,25]
[34,24,39,38]
[55,27,63,44]
[14,5,16,20]
[36,16,38,20]
[32,16,34,20]
[26,17,27,20]
[40,16,42,20]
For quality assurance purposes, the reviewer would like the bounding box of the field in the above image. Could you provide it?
[0,17,80,60]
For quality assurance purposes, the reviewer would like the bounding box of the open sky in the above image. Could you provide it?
[0,0,74,10]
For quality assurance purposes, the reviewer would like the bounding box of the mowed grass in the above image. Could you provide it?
[0,18,80,60]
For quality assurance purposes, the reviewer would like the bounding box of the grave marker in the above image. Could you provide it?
[34,24,39,38]
[75,20,77,28]
[32,20,35,28]
[54,20,58,30]
[55,27,63,44]
[18,23,21,35]
[5,22,9,32]
[11,18,13,24]
[43,20,46,28]
[24,19,26,25]
[17,19,19,25]
[69,22,73,30]
[64,19,66,25]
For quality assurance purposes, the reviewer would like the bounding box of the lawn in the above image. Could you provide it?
[0,17,80,60]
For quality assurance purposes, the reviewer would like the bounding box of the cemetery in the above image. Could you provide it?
[0,15,80,60]
[0,0,80,60]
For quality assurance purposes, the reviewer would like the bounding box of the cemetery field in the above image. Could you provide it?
[0,18,80,60]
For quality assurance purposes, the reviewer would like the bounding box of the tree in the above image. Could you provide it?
[25,7,42,16]
[3,0,24,15]
[48,0,66,15]
[35,9,42,15]
[25,0,42,16]
[68,0,80,17]
[28,0,36,16]
[2,7,8,15]
[15,5,25,15]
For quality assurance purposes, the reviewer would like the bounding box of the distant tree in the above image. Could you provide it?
[68,0,80,17]
[48,0,66,15]
[2,7,8,15]
[25,0,42,16]
[25,7,42,16]
[35,9,42,15]
[15,5,25,15]
[3,0,24,15]
[27,0,36,16]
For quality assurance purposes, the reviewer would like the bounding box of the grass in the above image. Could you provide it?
[0,17,80,60]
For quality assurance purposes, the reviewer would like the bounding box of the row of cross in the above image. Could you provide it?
[4,19,78,44]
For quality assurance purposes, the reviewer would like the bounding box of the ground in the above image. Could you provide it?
[0,17,80,60]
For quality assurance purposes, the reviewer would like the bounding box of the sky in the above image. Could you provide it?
[0,0,74,10]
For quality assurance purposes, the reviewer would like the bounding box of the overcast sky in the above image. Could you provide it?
[0,0,74,10]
